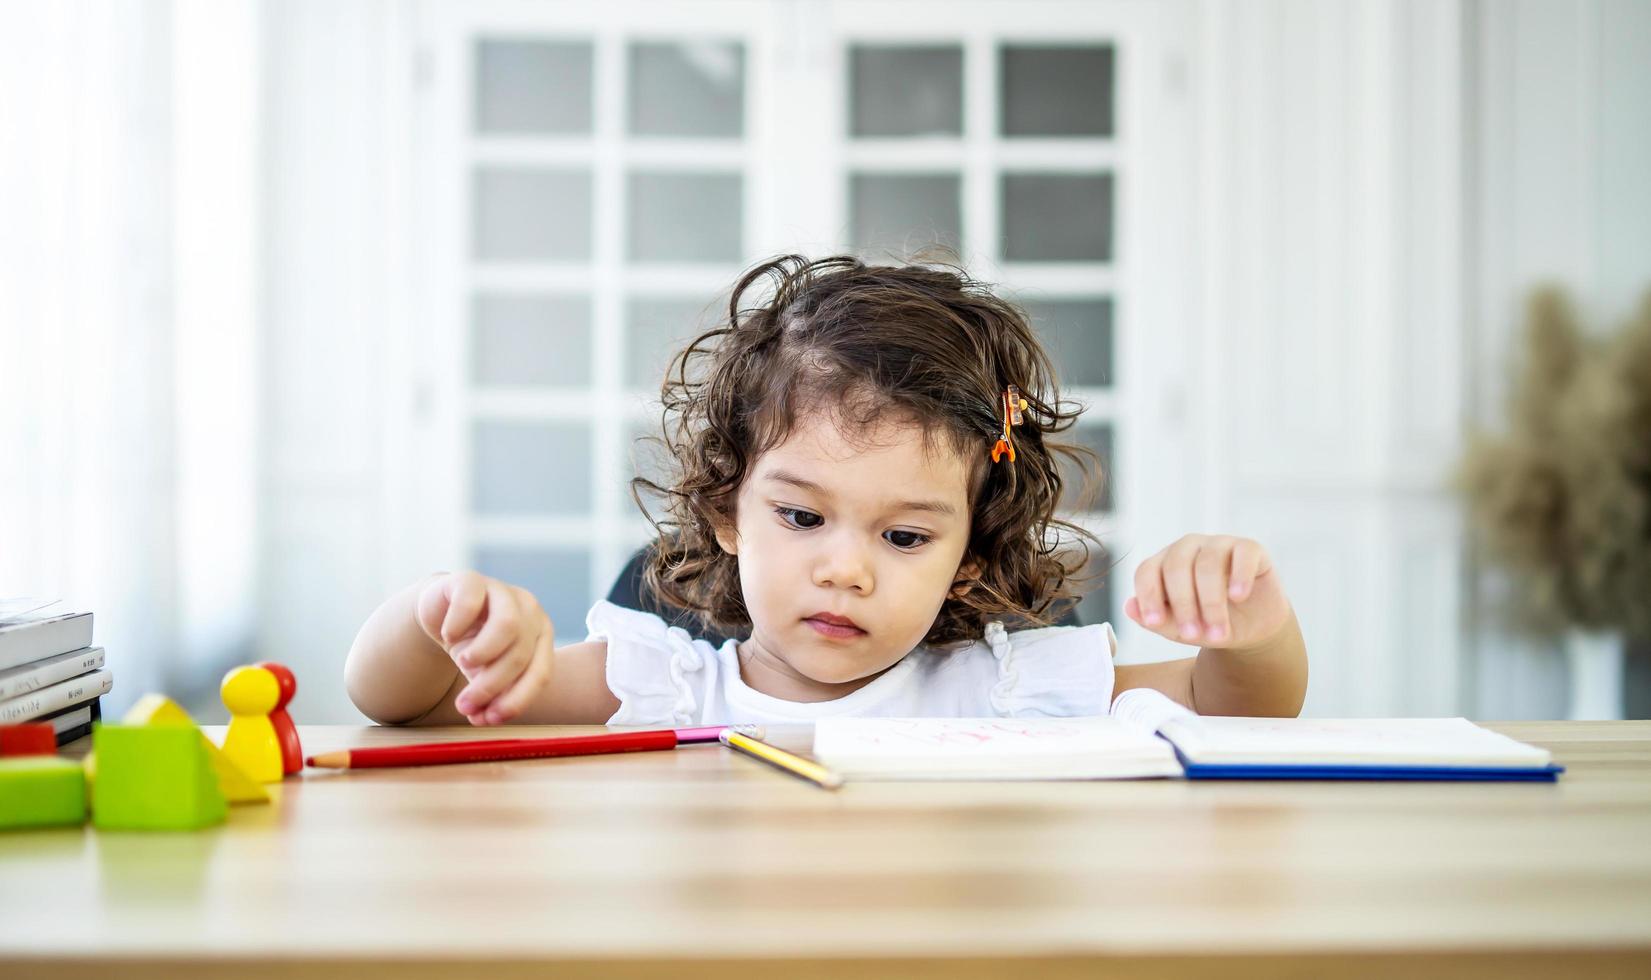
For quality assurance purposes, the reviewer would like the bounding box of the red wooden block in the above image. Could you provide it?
[0,723,57,757]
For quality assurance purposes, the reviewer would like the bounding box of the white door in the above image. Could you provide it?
[398,0,1200,660]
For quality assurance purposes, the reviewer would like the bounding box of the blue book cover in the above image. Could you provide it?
[1110,688,1562,783]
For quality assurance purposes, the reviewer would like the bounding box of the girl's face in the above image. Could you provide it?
[714,410,976,700]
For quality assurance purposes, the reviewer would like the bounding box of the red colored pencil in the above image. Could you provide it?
[304,725,759,770]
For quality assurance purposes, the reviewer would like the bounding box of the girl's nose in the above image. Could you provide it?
[811,538,874,594]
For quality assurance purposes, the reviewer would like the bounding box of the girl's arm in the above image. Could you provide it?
[1114,608,1307,717]
[1113,533,1308,717]
[344,572,619,726]
[344,574,457,724]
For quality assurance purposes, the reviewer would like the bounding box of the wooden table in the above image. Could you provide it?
[2,722,1650,979]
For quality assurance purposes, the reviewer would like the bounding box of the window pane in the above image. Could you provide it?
[472,420,591,514]
[1019,297,1113,387]
[1001,172,1113,262]
[473,168,592,261]
[472,293,591,387]
[849,173,962,256]
[627,172,743,262]
[626,297,711,388]
[472,546,591,644]
[849,45,963,137]
[1000,45,1115,138]
[474,39,593,135]
[628,41,744,138]
[1059,423,1114,513]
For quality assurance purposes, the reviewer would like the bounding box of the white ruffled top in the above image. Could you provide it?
[583,599,1118,727]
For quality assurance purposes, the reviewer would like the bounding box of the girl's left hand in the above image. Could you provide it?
[1124,534,1293,650]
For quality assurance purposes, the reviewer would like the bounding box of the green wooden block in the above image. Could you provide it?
[92,723,226,831]
[0,756,87,830]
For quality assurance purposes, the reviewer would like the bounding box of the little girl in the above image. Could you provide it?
[345,255,1307,727]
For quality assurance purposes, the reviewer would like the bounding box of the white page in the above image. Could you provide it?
[1164,715,1553,767]
[812,716,1181,780]
[0,598,64,627]
[1110,686,1198,733]
[1111,687,1550,768]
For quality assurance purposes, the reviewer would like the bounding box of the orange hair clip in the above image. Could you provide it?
[990,385,1028,464]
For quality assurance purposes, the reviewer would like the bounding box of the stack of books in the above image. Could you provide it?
[0,601,112,745]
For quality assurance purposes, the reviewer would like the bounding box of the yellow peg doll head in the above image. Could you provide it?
[221,665,280,717]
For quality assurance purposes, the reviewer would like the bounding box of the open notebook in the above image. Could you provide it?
[812,688,1562,782]
[811,716,1182,780]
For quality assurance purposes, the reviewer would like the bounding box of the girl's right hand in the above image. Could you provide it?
[414,571,555,725]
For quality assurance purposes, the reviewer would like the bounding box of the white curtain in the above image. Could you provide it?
[0,0,259,716]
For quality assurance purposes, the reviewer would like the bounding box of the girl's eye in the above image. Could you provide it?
[774,508,930,551]
[884,529,932,550]
[775,507,823,529]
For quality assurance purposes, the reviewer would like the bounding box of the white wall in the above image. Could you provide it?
[1467,0,1651,718]
[259,0,410,723]
[1193,0,1468,717]
[1188,0,1651,720]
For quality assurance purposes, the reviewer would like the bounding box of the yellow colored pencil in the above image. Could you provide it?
[719,728,844,790]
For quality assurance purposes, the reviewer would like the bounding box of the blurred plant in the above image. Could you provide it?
[1456,288,1651,645]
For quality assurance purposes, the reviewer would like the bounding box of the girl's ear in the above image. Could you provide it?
[950,558,983,598]
[713,519,739,555]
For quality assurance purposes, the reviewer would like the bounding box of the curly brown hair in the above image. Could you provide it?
[631,253,1105,646]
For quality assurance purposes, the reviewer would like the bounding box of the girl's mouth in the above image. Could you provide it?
[804,614,866,639]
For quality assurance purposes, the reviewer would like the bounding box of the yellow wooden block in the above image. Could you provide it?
[121,694,270,804]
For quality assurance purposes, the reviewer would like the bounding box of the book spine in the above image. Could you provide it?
[0,668,113,724]
[0,613,95,671]
[40,698,100,747]
[0,646,105,700]
[39,699,92,732]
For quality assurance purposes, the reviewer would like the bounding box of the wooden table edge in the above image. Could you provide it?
[6,948,1651,980]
